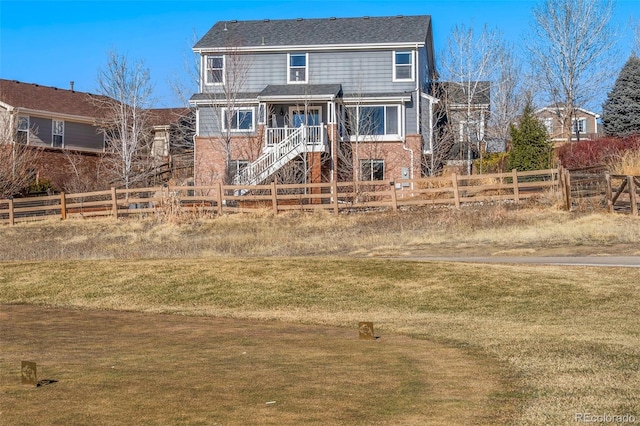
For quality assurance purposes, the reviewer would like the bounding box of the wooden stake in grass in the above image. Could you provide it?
[21,361,37,386]
[358,322,374,340]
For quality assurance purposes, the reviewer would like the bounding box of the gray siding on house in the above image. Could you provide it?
[417,46,429,89]
[203,49,418,96]
[405,99,418,135]
[26,116,103,151]
[65,122,104,151]
[199,107,222,136]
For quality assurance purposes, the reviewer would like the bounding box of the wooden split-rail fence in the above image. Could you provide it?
[559,165,639,215]
[0,169,560,225]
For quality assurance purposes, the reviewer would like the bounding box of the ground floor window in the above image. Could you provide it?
[229,159,249,180]
[345,105,400,139]
[360,159,384,181]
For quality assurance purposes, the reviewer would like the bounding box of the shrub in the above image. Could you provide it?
[475,152,509,174]
[508,103,554,171]
[556,135,640,169]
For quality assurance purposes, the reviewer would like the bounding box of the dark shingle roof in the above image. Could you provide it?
[0,79,112,119]
[146,107,193,127]
[194,15,431,50]
[258,84,342,99]
[434,82,491,106]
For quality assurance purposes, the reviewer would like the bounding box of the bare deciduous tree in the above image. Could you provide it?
[439,24,505,174]
[96,50,155,189]
[0,112,40,198]
[528,0,616,143]
[485,46,527,158]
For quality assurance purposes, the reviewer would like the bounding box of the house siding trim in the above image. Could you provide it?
[195,42,427,55]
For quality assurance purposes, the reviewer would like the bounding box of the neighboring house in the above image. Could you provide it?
[435,81,490,154]
[146,107,195,182]
[535,103,600,145]
[190,15,438,186]
[0,79,110,191]
[0,79,194,191]
[0,79,107,152]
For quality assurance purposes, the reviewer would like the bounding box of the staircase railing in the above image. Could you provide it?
[233,126,310,186]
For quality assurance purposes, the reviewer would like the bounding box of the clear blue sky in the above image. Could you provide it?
[1,0,637,109]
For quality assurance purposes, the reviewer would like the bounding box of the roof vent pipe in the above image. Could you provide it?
[70,81,75,91]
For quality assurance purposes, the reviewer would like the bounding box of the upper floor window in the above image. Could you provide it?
[288,53,308,83]
[205,55,225,85]
[572,117,586,134]
[393,51,414,82]
[222,107,255,132]
[345,105,400,139]
[360,159,385,181]
[16,116,29,144]
[52,120,64,147]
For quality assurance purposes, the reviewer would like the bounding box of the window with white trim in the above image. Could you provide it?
[345,105,400,139]
[52,120,64,147]
[16,116,29,144]
[543,118,553,134]
[458,119,484,143]
[288,53,308,83]
[572,117,587,134]
[360,159,384,181]
[222,108,255,132]
[229,160,249,181]
[393,51,414,81]
[205,55,225,85]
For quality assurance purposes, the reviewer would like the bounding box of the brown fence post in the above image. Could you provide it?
[332,180,339,215]
[628,175,638,216]
[389,181,398,211]
[8,197,14,226]
[564,170,572,211]
[604,172,613,213]
[512,169,520,204]
[216,182,223,215]
[271,181,278,214]
[60,192,67,220]
[111,187,118,218]
[451,173,461,209]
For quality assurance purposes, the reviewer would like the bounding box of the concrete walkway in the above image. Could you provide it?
[405,256,640,268]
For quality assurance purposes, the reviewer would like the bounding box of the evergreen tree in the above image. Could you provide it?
[507,103,553,171]
[602,55,640,137]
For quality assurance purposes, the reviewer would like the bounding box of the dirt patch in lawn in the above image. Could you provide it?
[0,304,515,425]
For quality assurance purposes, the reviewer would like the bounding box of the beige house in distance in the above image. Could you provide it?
[535,103,600,145]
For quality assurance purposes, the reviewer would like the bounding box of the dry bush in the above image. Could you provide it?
[606,149,640,175]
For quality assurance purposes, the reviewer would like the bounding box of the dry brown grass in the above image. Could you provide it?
[1,206,639,424]
[1,205,639,262]
[606,149,640,175]
[1,305,510,425]
[1,258,639,424]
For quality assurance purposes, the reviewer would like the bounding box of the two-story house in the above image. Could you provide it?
[535,103,600,146]
[190,15,437,186]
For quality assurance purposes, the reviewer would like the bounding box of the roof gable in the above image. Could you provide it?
[535,104,600,118]
[0,79,111,119]
[194,15,432,50]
